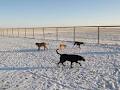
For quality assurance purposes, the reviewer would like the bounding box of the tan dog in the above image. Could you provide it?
[35,42,48,50]
[59,41,67,50]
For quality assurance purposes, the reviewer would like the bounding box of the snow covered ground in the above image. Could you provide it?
[0,37,120,90]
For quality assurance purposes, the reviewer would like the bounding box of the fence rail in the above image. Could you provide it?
[0,26,120,44]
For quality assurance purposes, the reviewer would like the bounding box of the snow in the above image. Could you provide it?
[0,37,120,90]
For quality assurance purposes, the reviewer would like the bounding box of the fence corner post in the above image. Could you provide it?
[56,27,58,40]
[33,28,34,38]
[43,27,45,40]
[73,27,75,42]
[98,26,100,44]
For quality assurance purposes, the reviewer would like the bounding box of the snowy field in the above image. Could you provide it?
[0,37,120,90]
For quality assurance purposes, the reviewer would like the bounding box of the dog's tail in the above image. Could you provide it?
[56,49,61,55]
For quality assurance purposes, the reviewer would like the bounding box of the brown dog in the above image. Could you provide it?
[35,42,48,50]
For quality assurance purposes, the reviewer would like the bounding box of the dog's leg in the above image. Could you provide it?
[62,62,65,66]
[72,45,74,48]
[58,62,65,66]
[78,45,81,49]
[45,46,48,50]
[70,62,73,68]
[44,45,48,50]
[38,47,40,51]
[44,46,45,50]
[77,61,81,66]
[57,62,60,65]
[72,43,76,48]
[57,62,60,67]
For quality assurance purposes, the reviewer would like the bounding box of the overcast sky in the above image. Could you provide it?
[0,0,120,27]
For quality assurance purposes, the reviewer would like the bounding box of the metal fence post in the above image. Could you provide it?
[7,29,8,37]
[33,28,34,38]
[56,27,58,40]
[43,27,45,40]
[1,29,2,36]
[0,29,2,36]
[0,30,1,36]
[3,29,4,37]
[98,26,100,44]
[25,28,26,38]
[12,28,13,37]
[0,29,1,36]
[18,28,19,37]
[73,27,75,42]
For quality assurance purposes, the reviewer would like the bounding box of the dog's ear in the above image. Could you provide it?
[56,48,59,50]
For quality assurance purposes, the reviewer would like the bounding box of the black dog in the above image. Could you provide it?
[56,49,85,68]
[73,41,84,48]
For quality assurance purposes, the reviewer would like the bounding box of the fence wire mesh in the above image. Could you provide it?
[0,26,120,44]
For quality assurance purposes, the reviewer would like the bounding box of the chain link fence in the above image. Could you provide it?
[0,26,120,44]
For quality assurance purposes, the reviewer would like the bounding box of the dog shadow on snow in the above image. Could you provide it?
[0,66,80,71]
[0,48,119,54]
[0,48,56,53]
